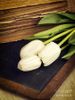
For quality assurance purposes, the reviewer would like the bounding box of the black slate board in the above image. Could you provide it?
[0,40,66,91]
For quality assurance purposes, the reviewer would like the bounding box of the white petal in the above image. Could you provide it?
[18,55,41,72]
[20,40,45,58]
[38,42,61,66]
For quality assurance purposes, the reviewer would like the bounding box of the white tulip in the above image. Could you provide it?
[20,40,45,58]
[18,55,41,72]
[38,42,61,66]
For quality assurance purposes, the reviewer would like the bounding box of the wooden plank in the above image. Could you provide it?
[67,0,75,12]
[0,1,67,20]
[0,0,65,10]
[0,3,67,43]
[0,1,67,43]
[0,78,39,99]
[0,25,53,43]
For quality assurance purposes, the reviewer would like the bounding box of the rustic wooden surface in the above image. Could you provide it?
[67,0,75,12]
[0,69,75,100]
[0,0,67,43]
[0,0,65,10]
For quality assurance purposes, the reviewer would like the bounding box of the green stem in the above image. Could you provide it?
[58,29,75,47]
[61,44,69,51]
[44,28,74,45]
[25,35,50,40]
[34,24,75,37]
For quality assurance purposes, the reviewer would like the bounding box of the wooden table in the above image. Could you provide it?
[0,69,75,100]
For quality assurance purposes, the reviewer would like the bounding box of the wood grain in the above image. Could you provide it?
[67,0,75,12]
[0,1,67,20]
[0,78,39,99]
[0,0,65,10]
[0,0,67,43]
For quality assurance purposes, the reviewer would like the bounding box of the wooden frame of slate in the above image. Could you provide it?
[0,56,75,100]
[0,40,75,100]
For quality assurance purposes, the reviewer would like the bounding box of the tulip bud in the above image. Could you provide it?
[18,55,41,72]
[20,40,45,58]
[38,42,61,66]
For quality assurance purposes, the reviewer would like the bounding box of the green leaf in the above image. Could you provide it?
[58,12,75,20]
[34,24,75,37]
[25,35,50,40]
[36,35,50,39]
[38,13,71,25]
[68,32,75,45]
[62,45,75,59]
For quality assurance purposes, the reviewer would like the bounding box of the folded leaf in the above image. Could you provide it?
[25,35,50,40]
[38,13,72,25]
[58,12,75,20]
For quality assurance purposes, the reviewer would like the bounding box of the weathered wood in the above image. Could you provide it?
[0,1,67,20]
[0,1,67,43]
[0,0,65,10]
[67,0,75,12]
[0,78,39,99]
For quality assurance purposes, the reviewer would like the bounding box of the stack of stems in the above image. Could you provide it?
[44,28,75,51]
[34,24,75,37]
[44,28,74,44]
[27,24,75,51]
